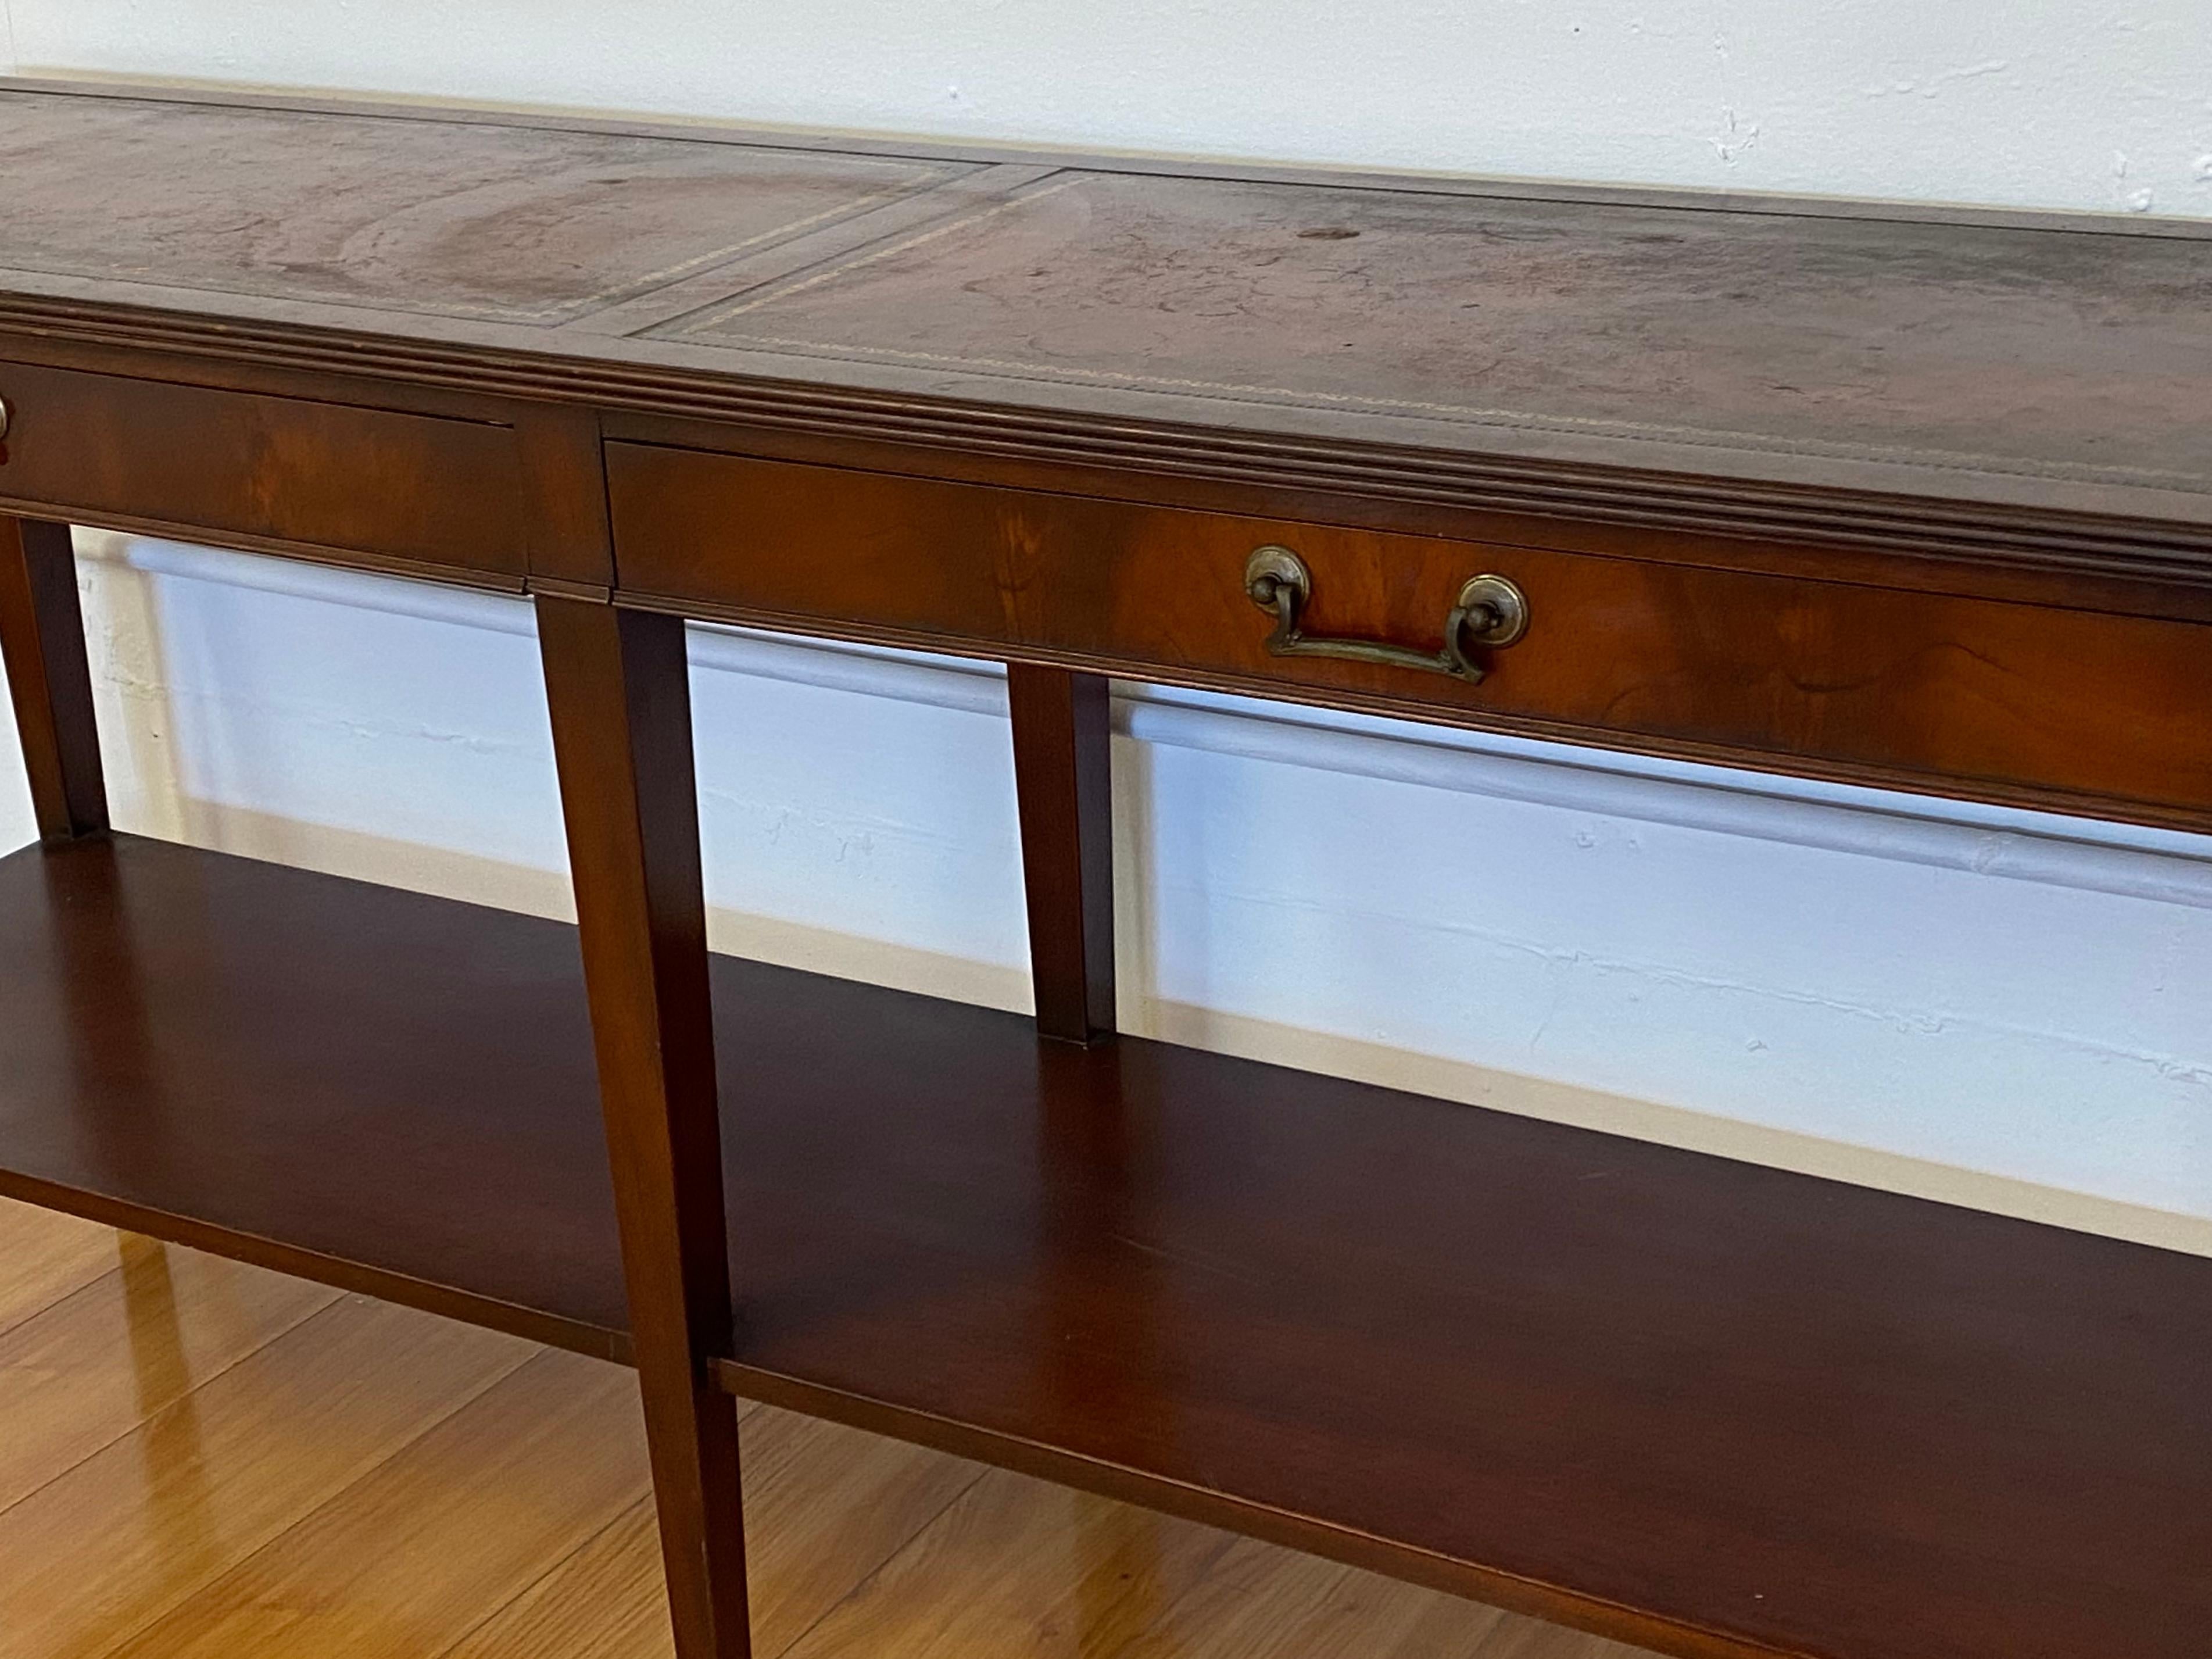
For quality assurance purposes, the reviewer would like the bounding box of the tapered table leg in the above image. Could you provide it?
[0,516,107,841]
[536,596,751,1659]
[1008,663,1116,1045]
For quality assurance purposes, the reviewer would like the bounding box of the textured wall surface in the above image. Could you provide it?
[1,6,2207,1245]
[8,1,2210,216]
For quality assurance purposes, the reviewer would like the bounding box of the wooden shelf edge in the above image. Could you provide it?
[710,1357,1803,1659]
[0,1164,631,1364]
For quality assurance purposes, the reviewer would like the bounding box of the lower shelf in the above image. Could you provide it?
[1,833,2205,1659]
[0,832,628,1353]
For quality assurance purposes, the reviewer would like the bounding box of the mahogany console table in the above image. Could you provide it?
[2,80,2207,1659]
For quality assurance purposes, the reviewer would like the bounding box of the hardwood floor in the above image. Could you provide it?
[0,1199,1657,1659]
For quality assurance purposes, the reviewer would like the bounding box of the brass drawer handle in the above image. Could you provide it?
[1244,545,1527,684]
[0,394,11,442]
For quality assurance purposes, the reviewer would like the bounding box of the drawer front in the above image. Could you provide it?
[609,443,2212,823]
[0,362,527,577]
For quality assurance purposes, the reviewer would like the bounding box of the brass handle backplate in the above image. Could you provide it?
[1243,546,1527,684]
[0,395,11,442]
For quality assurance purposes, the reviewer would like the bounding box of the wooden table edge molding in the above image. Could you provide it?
[2,77,2209,1659]
[6,285,2212,581]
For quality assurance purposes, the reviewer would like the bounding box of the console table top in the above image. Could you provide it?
[4,78,2208,549]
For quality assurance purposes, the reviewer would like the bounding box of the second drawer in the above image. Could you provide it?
[607,442,2212,826]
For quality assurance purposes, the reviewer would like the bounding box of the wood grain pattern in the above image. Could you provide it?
[0,1195,117,1337]
[516,403,619,587]
[0,833,630,1357]
[3,835,2206,1659]
[1007,663,1117,1043]
[102,1349,650,1659]
[779,1465,1240,1659]
[443,1495,681,1659]
[608,445,2212,828]
[13,285,2201,581]
[447,1411,980,1659]
[1109,1536,1512,1659]
[598,401,2212,624]
[0,1233,335,1512]
[701,981,2212,1659]
[0,514,106,839]
[0,1203,1642,1659]
[0,360,529,577]
[536,597,752,1659]
[0,1294,529,1658]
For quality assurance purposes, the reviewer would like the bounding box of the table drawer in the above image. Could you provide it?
[0,362,527,577]
[609,444,2212,823]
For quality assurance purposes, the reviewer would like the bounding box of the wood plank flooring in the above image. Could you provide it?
[0,1198,1658,1659]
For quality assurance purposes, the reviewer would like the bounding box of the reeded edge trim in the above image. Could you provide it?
[3,291,2210,582]
[707,1359,1822,1659]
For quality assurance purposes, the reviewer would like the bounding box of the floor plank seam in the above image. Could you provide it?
[764,1461,996,1659]
[0,1261,342,1525]
[0,1227,121,1343]
[419,1457,631,1659]
[0,1254,128,1350]
[77,1309,541,1659]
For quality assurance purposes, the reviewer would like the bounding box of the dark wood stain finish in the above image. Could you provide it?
[536,598,752,1659]
[0,836,2204,1659]
[514,405,618,588]
[0,835,626,1351]
[609,446,2212,828]
[1,77,2209,1659]
[1007,663,1117,1043]
[0,515,106,839]
[0,359,531,575]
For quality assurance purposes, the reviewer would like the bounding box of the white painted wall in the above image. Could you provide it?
[3,6,2208,1249]
[9,1,2212,216]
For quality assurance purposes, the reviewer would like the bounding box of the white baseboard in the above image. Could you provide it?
[94,534,2212,911]
[176,766,2212,1263]
[59,531,2212,1259]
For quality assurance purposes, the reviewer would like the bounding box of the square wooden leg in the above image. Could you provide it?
[1008,663,1116,1045]
[536,596,751,1659]
[0,516,107,841]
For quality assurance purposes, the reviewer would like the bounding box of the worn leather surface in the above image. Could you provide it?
[0,90,960,326]
[2,81,2206,537]
[664,169,2212,492]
